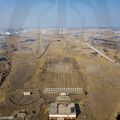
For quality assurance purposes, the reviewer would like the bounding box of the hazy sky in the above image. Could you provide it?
[0,0,120,29]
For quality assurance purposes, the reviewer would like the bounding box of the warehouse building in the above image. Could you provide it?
[48,102,77,120]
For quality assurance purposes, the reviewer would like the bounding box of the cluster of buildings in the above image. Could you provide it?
[48,92,79,120]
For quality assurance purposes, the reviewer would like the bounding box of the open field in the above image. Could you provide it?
[0,28,120,120]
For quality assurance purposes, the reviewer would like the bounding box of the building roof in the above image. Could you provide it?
[49,102,76,115]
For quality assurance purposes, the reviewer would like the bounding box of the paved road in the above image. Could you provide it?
[86,42,120,65]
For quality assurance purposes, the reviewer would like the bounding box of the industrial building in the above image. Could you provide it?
[48,102,77,120]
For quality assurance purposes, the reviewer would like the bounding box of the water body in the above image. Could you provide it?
[20,39,36,43]
[93,38,120,44]
[91,38,120,50]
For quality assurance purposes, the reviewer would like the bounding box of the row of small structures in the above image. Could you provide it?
[16,88,83,95]
[15,88,83,120]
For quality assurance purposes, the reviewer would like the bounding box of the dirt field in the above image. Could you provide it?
[0,29,120,120]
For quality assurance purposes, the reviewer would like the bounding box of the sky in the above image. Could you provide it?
[0,0,120,29]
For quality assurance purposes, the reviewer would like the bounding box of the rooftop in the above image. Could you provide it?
[49,102,76,115]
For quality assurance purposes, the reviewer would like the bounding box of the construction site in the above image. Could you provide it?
[0,28,120,120]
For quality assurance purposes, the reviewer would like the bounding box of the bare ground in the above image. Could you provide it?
[0,32,120,120]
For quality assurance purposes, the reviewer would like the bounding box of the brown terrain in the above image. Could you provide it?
[0,29,120,120]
